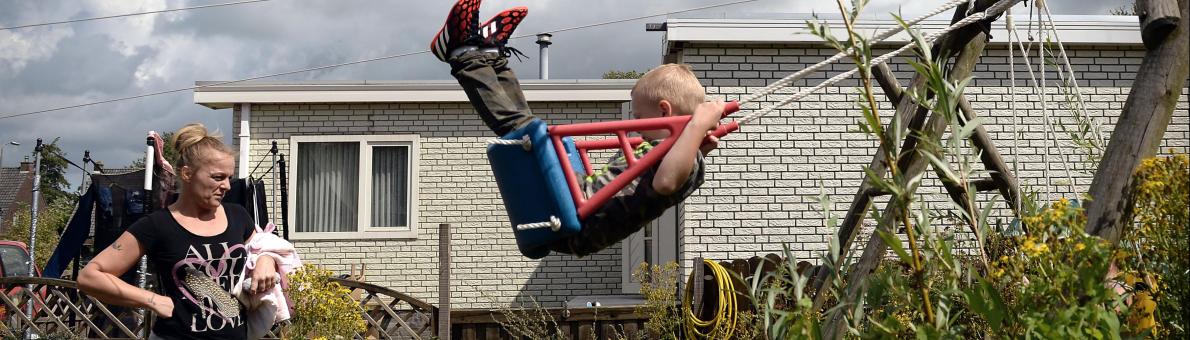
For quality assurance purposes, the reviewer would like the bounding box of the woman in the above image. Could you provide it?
[79,123,278,340]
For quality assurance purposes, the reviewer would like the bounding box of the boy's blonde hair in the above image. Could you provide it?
[631,64,705,115]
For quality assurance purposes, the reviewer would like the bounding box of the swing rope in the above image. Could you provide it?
[736,0,1023,126]
[1006,1,1080,198]
[1007,7,1023,222]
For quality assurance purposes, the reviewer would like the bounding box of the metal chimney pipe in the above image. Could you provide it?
[536,33,552,79]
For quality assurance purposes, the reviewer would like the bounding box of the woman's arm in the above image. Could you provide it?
[246,230,279,294]
[77,232,174,317]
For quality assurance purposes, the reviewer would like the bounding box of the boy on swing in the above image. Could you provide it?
[432,0,724,257]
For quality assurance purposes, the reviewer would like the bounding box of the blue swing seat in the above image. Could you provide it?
[486,119,586,259]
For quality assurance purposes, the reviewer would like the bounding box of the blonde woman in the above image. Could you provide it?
[80,123,277,339]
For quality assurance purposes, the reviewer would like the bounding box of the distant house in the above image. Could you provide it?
[0,161,47,235]
[192,14,1189,310]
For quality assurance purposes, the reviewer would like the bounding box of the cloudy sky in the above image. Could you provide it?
[1,0,1129,189]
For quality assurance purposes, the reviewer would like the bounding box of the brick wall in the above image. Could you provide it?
[229,42,1189,309]
[678,42,1189,273]
[233,101,625,309]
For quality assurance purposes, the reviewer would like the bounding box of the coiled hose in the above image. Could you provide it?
[683,259,738,339]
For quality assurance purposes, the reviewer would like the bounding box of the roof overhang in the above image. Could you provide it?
[193,79,636,109]
[663,14,1141,54]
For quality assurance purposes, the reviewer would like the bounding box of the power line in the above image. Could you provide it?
[0,0,761,121]
[517,0,760,38]
[0,0,272,31]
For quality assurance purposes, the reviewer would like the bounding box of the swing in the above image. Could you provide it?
[489,0,1031,259]
[487,101,740,258]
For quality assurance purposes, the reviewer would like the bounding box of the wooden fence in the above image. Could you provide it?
[451,306,648,340]
[0,276,435,340]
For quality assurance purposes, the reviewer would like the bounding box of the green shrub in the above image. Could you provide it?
[632,262,681,339]
[1120,154,1189,337]
[2,200,74,269]
[284,264,366,339]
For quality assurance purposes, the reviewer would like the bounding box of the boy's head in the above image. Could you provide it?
[630,64,706,140]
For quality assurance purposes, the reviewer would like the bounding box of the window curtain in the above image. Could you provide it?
[297,142,359,232]
[371,146,408,228]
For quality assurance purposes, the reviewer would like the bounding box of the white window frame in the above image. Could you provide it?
[288,135,420,240]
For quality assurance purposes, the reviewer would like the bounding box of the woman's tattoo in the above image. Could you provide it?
[112,242,123,251]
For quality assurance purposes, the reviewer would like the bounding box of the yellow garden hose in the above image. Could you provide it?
[683,259,738,339]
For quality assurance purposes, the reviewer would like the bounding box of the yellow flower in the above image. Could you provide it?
[992,268,1006,279]
[1022,238,1036,252]
[1074,243,1086,251]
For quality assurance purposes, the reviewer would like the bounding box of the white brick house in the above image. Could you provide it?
[194,15,1188,309]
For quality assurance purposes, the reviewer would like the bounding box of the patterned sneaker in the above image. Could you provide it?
[478,6,528,49]
[430,0,483,62]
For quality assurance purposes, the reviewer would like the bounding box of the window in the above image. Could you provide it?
[289,135,419,240]
[622,206,677,294]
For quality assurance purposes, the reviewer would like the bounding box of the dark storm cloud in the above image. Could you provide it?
[12,33,157,95]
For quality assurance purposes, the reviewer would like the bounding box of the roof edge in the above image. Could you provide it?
[663,14,1142,54]
[193,79,637,109]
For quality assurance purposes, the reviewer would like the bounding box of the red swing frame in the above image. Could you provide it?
[548,101,741,219]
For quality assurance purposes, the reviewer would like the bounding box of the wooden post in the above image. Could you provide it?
[691,257,705,314]
[1086,0,1189,244]
[438,223,452,339]
[1138,0,1183,49]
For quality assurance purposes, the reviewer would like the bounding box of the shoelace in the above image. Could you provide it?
[500,45,530,62]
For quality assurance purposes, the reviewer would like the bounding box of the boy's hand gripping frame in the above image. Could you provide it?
[548,101,740,219]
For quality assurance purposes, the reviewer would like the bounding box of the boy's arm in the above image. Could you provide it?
[652,100,724,195]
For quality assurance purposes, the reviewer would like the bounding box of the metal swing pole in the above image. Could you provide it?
[72,150,92,281]
[278,153,289,240]
[26,139,44,320]
[139,136,153,337]
[270,141,278,234]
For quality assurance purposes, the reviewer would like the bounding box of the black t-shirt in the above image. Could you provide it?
[128,204,253,340]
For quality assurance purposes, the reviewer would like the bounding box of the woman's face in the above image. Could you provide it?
[182,151,234,210]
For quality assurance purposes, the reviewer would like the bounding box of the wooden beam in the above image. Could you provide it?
[807,76,932,310]
[438,223,451,339]
[957,96,1022,212]
[1086,0,1189,244]
[1138,0,1183,49]
[874,64,1020,236]
[821,24,993,339]
[873,63,904,104]
[807,0,998,311]
[873,55,983,229]
[691,257,705,314]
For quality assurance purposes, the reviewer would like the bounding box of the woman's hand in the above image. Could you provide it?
[251,256,279,294]
[148,293,174,318]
